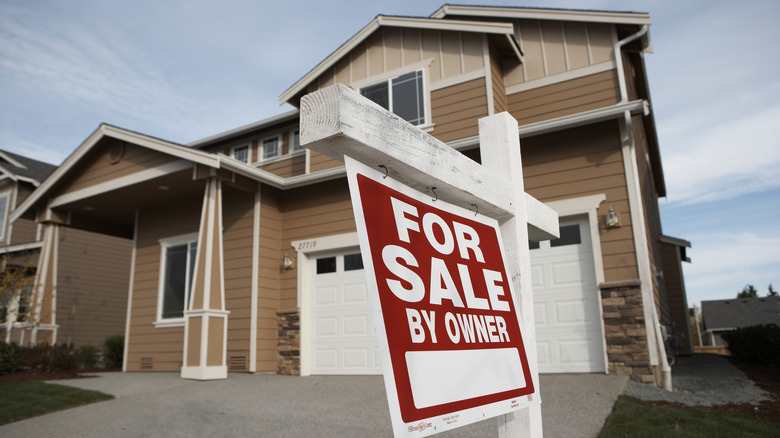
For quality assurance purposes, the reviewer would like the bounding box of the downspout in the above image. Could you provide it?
[614,24,672,390]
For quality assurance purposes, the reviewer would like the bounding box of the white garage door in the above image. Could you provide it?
[531,218,605,373]
[309,251,382,375]
[307,218,604,375]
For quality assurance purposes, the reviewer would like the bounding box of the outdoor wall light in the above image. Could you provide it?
[606,207,620,228]
[282,254,294,270]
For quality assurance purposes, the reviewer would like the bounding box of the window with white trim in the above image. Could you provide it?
[0,192,10,241]
[291,130,303,154]
[261,136,280,160]
[158,235,198,323]
[360,70,426,126]
[232,145,249,163]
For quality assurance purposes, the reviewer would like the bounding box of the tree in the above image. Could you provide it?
[769,283,778,297]
[737,284,758,298]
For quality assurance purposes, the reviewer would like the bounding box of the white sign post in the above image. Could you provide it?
[301,84,558,438]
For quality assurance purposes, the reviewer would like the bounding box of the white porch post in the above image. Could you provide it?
[29,223,59,346]
[181,175,230,380]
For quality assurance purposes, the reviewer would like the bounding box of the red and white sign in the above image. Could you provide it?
[345,157,540,437]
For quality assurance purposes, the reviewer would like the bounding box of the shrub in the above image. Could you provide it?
[0,342,25,375]
[722,324,780,366]
[75,345,100,369]
[103,335,124,369]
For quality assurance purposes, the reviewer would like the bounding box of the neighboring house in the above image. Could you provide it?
[11,5,691,384]
[701,297,780,347]
[0,149,131,349]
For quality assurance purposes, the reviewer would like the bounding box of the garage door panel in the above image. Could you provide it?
[309,251,383,375]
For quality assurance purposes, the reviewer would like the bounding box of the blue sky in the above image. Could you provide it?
[1,0,778,306]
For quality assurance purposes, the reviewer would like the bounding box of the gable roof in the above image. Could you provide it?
[0,149,57,186]
[279,15,519,106]
[702,296,780,331]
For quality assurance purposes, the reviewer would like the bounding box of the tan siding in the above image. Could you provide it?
[55,227,132,348]
[366,32,384,78]
[564,22,590,69]
[10,217,38,245]
[541,21,567,75]
[402,28,422,65]
[431,78,488,143]
[518,20,544,81]
[422,29,442,82]
[440,31,462,77]
[258,186,282,371]
[279,180,356,310]
[521,121,638,283]
[56,140,178,196]
[258,154,305,178]
[309,150,342,173]
[384,27,403,72]
[126,196,201,371]
[350,43,368,83]
[462,32,483,72]
[490,46,508,114]
[508,70,620,125]
[587,23,614,63]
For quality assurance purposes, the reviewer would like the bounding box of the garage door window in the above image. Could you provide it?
[344,253,363,271]
[316,257,337,274]
[316,253,363,275]
[550,224,581,247]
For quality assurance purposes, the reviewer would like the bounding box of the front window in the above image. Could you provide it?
[261,137,280,160]
[159,237,198,321]
[360,70,425,126]
[232,145,249,163]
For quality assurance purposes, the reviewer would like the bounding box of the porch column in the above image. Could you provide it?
[181,176,230,380]
[30,223,59,345]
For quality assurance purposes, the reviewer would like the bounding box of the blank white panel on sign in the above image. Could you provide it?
[405,348,527,409]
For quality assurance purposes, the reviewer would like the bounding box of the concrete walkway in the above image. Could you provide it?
[0,372,628,438]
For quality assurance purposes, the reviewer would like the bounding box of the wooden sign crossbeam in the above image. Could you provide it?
[300,84,558,242]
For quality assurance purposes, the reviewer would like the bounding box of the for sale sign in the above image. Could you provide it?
[345,156,540,437]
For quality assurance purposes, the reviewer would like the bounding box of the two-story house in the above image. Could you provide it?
[11,5,691,384]
[0,149,131,349]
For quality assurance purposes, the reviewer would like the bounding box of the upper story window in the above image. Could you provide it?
[261,136,280,161]
[360,70,425,126]
[291,130,304,154]
[157,234,198,325]
[232,145,249,163]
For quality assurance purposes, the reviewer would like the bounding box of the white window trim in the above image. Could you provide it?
[352,62,433,131]
[0,190,11,242]
[154,232,198,328]
[259,135,282,162]
[231,144,250,163]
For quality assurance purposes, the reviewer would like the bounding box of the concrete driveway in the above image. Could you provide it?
[0,372,628,438]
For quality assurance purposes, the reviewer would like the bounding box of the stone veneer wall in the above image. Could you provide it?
[600,281,655,383]
[277,310,300,375]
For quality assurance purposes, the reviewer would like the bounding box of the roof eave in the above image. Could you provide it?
[430,4,651,25]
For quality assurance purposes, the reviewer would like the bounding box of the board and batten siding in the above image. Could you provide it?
[520,120,638,283]
[506,20,615,86]
[52,140,179,198]
[55,227,132,348]
[308,27,485,95]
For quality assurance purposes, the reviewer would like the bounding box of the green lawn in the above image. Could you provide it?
[0,380,113,425]
[598,396,780,438]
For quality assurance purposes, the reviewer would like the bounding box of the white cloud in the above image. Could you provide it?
[659,103,780,205]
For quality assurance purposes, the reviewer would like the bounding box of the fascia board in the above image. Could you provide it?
[431,5,651,25]
[659,235,691,248]
[278,16,514,106]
